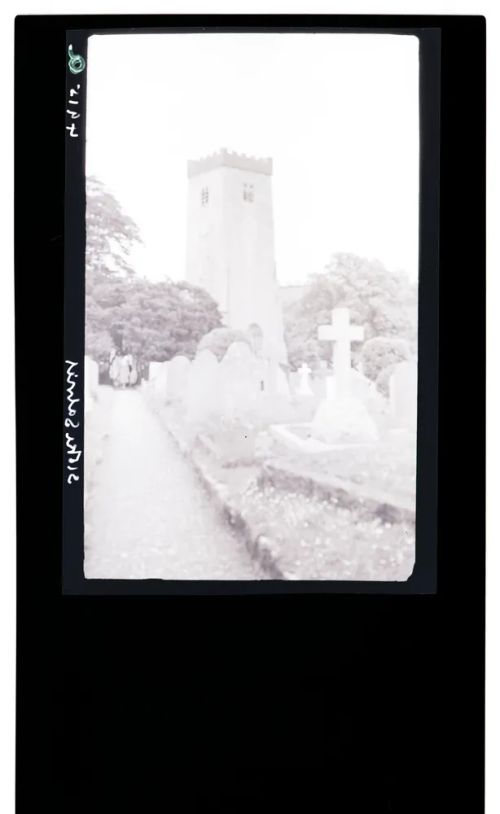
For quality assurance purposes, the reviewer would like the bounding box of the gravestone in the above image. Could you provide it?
[220,341,261,415]
[165,356,190,403]
[390,360,418,430]
[318,307,364,398]
[185,350,220,424]
[312,308,378,444]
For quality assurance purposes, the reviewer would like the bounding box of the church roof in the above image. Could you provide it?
[187,148,273,178]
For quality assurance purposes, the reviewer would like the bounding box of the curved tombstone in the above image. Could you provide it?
[220,341,262,415]
[185,349,220,424]
[165,356,190,403]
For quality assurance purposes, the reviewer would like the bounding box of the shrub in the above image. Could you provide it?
[361,336,410,382]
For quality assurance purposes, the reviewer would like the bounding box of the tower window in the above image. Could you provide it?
[243,183,254,203]
[201,187,209,206]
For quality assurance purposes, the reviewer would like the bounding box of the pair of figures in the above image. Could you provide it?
[109,350,138,388]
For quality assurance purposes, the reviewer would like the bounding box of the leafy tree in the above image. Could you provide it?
[86,176,142,283]
[115,279,222,362]
[361,336,411,382]
[84,178,222,364]
[85,177,142,360]
[284,253,418,370]
[197,327,251,361]
[86,276,222,364]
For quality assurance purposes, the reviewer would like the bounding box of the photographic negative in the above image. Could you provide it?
[81,32,423,582]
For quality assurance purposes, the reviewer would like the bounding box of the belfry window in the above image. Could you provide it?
[201,187,209,206]
[243,183,254,203]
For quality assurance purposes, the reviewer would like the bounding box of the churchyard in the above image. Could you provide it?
[84,152,418,581]
[143,306,417,581]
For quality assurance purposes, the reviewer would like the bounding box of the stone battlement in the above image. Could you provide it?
[187,148,273,178]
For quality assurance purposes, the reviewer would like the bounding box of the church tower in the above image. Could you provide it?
[185,148,287,363]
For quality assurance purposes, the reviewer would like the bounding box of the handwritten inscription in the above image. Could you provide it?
[66,84,81,138]
[65,361,82,484]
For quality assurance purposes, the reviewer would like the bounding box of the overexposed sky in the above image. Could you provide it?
[86,32,419,283]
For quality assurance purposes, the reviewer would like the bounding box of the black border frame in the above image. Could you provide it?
[14,14,486,814]
[63,22,440,595]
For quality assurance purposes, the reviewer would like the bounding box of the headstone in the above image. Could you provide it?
[220,341,261,415]
[389,360,418,430]
[185,350,220,423]
[312,308,378,444]
[317,307,364,398]
[165,356,190,403]
[296,363,313,397]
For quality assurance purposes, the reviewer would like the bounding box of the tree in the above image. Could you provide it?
[86,176,142,283]
[85,177,143,360]
[86,276,223,363]
[117,279,223,362]
[283,253,418,370]
[361,336,411,382]
[84,177,223,364]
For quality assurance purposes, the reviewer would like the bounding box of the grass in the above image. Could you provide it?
[147,388,416,581]
[232,481,415,581]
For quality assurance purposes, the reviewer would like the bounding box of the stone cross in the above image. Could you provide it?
[318,307,364,399]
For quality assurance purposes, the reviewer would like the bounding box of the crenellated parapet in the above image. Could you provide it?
[187,148,273,178]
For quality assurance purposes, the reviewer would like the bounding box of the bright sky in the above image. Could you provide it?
[86,32,419,284]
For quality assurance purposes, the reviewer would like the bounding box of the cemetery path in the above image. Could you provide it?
[84,386,265,580]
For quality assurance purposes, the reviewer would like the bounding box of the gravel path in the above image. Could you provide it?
[84,387,265,580]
